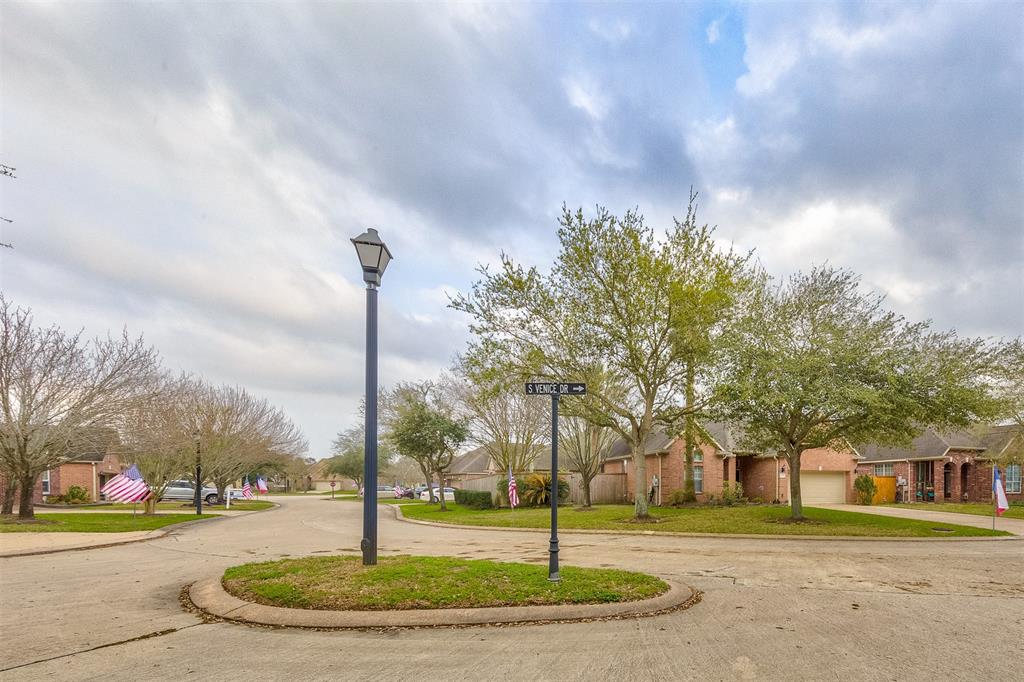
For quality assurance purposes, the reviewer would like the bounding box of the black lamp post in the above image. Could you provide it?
[193,429,202,515]
[352,228,393,566]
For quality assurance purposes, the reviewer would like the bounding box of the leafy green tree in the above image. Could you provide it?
[666,197,754,501]
[385,382,468,511]
[326,448,364,489]
[716,266,1005,520]
[452,199,743,518]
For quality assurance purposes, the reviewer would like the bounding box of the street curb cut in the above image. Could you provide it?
[0,503,280,558]
[188,576,700,629]
[389,505,1022,542]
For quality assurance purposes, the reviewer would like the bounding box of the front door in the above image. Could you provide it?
[943,463,952,499]
[915,461,934,502]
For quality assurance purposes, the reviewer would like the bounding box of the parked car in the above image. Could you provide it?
[419,487,456,501]
[158,480,220,505]
[360,483,399,499]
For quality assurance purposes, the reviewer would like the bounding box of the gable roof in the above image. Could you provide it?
[66,427,121,463]
[604,430,674,461]
[855,425,1021,463]
[450,446,495,474]
[603,421,862,461]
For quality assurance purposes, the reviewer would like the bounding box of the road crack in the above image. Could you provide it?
[0,623,203,673]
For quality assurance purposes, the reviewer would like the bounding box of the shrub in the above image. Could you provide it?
[668,489,694,506]
[854,475,877,505]
[453,488,493,509]
[519,473,570,507]
[52,485,91,504]
[718,482,745,506]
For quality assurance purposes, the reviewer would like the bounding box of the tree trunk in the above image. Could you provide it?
[2,477,17,515]
[682,363,697,502]
[217,483,227,505]
[144,496,158,515]
[17,474,35,520]
[416,463,433,502]
[436,471,447,511]
[633,440,649,519]
[582,475,592,508]
[788,450,803,520]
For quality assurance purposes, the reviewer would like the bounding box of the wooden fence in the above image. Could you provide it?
[454,472,627,506]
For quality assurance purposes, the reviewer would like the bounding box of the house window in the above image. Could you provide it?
[693,452,703,463]
[1006,464,1022,494]
[874,463,894,477]
[693,466,703,494]
[41,470,50,495]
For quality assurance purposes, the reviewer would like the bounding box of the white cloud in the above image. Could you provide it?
[706,18,722,45]
[588,17,633,45]
[563,75,610,121]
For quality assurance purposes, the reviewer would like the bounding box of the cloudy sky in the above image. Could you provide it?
[2,2,1021,458]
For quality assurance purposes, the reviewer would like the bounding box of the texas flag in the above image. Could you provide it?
[994,466,1009,517]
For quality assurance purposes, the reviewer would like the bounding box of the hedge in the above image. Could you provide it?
[453,488,494,509]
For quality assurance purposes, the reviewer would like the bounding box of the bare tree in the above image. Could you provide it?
[118,373,195,513]
[448,358,547,490]
[0,296,161,519]
[195,384,307,504]
[560,415,617,508]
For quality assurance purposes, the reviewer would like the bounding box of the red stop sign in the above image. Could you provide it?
[330,481,337,488]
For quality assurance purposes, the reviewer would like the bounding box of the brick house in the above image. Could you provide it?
[854,425,1022,504]
[0,429,124,506]
[601,422,860,505]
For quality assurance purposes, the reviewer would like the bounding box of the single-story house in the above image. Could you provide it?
[600,422,860,505]
[301,459,357,492]
[448,443,565,484]
[855,425,1022,504]
[0,429,124,505]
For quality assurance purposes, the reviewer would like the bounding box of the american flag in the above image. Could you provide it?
[101,465,151,503]
[242,477,254,499]
[508,468,519,509]
[256,476,268,493]
[393,484,402,498]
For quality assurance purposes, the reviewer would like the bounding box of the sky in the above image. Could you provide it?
[1,2,1021,459]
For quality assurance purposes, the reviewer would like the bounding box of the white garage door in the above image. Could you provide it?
[801,472,847,504]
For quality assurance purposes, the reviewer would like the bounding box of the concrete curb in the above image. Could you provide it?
[188,576,700,629]
[390,505,1022,542]
[0,503,280,558]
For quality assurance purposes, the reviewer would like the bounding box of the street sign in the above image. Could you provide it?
[330,480,336,488]
[524,382,587,396]
[524,381,586,583]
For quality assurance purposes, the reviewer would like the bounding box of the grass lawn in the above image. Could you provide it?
[880,502,1024,520]
[399,503,1009,537]
[222,555,667,610]
[0,513,216,533]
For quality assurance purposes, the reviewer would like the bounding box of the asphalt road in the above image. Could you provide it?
[1,496,1021,681]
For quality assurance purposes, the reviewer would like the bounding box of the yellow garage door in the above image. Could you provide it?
[801,472,847,504]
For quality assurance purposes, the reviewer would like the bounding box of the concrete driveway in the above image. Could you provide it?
[1,496,1021,681]
[821,503,1024,535]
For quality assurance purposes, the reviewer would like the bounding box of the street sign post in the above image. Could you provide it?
[525,383,587,396]
[525,381,586,582]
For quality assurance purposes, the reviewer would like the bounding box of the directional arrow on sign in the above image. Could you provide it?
[525,383,587,396]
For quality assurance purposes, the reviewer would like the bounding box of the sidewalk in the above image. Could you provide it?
[0,530,162,557]
[821,504,1024,536]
